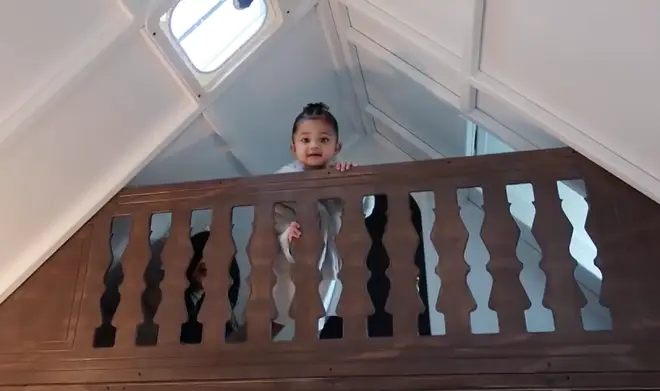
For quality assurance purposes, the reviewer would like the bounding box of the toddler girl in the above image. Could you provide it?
[272,102,375,337]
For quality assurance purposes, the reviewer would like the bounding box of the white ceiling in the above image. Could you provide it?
[0,0,659,304]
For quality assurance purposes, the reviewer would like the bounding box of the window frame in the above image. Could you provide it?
[145,0,283,98]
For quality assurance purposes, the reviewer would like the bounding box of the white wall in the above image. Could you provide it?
[480,0,660,184]
[0,0,198,305]
[129,114,244,187]
[0,0,126,135]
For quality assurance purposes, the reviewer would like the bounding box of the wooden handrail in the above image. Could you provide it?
[2,147,660,390]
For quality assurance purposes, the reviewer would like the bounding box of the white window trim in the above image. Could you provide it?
[145,0,283,100]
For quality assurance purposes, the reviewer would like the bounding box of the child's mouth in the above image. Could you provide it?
[307,153,322,158]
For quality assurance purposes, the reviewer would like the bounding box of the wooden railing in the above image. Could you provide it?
[1,147,660,390]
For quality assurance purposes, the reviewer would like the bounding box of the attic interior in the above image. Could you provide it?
[1,0,660,389]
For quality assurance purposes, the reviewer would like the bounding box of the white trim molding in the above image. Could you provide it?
[469,72,660,205]
[459,0,485,113]
[316,0,366,136]
[145,0,286,100]
[366,104,444,161]
[327,0,377,135]
[345,27,460,108]
[335,0,460,74]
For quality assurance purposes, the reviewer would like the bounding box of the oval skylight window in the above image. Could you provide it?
[168,0,268,73]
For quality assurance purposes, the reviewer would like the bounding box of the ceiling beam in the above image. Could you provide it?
[325,0,377,135]
[341,15,542,153]
[366,104,444,161]
[345,27,460,108]
[459,0,485,113]
[202,110,252,177]
[335,0,460,74]
[316,0,366,136]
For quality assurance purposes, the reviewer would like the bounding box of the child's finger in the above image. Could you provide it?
[288,227,302,242]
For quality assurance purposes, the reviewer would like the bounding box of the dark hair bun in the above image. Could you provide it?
[302,102,330,115]
[291,101,338,137]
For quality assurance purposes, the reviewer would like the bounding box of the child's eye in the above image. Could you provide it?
[320,137,329,143]
[301,137,310,143]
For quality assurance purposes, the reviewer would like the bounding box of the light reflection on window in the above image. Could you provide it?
[167,0,268,72]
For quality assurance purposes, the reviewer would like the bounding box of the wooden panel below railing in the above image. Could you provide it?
[1,147,660,390]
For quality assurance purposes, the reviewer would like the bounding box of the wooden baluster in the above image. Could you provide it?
[75,211,113,349]
[383,191,423,339]
[246,201,276,344]
[114,210,152,347]
[291,198,325,342]
[433,185,476,336]
[532,179,586,333]
[583,165,660,334]
[336,194,372,341]
[481,183,530,334]
[156,206,191,345]
[198,202,235,345]
[582,174,625,332]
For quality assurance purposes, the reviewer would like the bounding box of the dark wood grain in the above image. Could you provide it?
[2,147,660,390]
[290,198,325,342]
[156,206,191,345]
[481,182,530,334]
[335,193,372,341]
[245,200,276,344]
[113,210,151,348]
[198,202,234,345]
[383,190,423,339]
[433,184,475,336]
[532,179,587,333]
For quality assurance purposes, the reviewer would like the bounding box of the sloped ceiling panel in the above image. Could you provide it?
[356,47,469,158]
[347,9,462,96]
[336,0,660,205]
[364,0,471,58]
[0,0,127,138]
[480,0,660,185]
[0,1,197,304]
[129,114,244,186]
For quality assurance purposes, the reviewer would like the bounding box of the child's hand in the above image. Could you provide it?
[193,262,207,284]
[287,221,301,242]
[335,162,357,172]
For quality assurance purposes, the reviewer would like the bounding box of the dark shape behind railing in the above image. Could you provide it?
[1,147,660,390]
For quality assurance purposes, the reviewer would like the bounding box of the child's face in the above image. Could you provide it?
[291,119,340,169]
